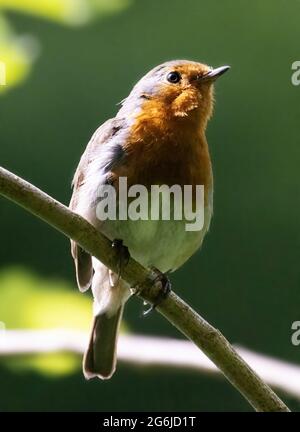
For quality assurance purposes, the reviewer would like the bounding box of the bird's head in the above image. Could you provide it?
[120,60,230,128]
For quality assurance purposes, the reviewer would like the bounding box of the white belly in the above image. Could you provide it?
[77,177,213,273]
[100,202,213,273]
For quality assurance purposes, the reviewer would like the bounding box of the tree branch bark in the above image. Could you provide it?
[0,166,290,412]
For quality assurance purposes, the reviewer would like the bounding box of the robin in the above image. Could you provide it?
[70,60,230,380]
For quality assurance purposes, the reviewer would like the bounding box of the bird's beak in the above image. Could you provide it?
[202,65,230,82]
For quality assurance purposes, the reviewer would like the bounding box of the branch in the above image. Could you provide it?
[1,330,300,401]
[0,166,290,412]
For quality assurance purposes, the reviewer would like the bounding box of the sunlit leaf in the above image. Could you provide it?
[0,267,129,376]
[0,0,91,26]
[0,14,38,93]
[0,267,91,375]
[0,1,133,93]
[6,353,81,376]
[0,0,132,26]
[0,267,91,330]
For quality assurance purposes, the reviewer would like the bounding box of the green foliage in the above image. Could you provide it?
[0,14,37,93]
[1,0,300,412]
[0,0,131,92]
[0,0,91,26]
[0,267,91,375]
[0,267,91,329]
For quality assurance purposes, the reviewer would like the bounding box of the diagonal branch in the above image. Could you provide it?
[0,166,290,412]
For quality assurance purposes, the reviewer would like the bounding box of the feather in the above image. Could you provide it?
[69,117,128,292]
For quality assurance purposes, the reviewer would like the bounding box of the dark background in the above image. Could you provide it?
[0,0,300,411]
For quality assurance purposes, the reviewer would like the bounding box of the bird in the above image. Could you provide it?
[70,59,230,380]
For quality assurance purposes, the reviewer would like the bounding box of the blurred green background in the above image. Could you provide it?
[0,0,300,412]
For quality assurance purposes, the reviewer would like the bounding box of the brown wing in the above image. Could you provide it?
[70,117,126,292]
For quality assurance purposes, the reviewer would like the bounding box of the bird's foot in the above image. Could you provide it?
[143,267,172,316]
[111,239,130,282]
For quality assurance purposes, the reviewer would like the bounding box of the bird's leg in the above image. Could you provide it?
[111,239,130,283]
[143,267,172,316]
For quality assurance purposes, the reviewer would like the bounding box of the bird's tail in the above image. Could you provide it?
[83,305,124,380]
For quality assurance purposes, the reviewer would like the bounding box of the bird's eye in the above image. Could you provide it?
[166,71,181,84]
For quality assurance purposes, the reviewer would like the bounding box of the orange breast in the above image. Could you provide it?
[112,99,213,205]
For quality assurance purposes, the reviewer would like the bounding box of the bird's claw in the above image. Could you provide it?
[143,267,172,316]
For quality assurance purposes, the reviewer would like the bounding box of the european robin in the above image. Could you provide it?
[70,60,230,379]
